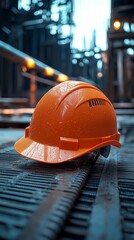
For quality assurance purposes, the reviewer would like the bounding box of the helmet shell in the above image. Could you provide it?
[14,81,121,163]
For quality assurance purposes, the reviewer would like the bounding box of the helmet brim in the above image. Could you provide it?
[14,136,121,164]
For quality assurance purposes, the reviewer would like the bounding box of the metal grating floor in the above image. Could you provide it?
[0,126,134,240]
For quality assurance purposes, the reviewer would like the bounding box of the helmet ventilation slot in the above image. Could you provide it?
[89,99,106,107]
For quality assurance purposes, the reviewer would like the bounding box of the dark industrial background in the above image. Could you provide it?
[0,0,133,103]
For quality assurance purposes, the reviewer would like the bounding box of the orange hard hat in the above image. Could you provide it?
[14,80,121,164]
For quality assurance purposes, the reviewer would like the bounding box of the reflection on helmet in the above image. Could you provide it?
[14,80,121,164]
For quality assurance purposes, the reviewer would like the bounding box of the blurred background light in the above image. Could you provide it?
[57,74,69,82]
[25,58,35,69]
[113,20,121,31]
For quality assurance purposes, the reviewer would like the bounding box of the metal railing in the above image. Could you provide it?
[0,40,69,106]
[0,40,68,81]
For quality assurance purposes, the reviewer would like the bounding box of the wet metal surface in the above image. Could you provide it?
[86,150,122,240]
[0,118,134,240]
[0,148,97,240]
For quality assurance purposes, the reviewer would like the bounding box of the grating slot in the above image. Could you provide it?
[0,206,31,217]
[0,214,27,227]
[0,199,38,211]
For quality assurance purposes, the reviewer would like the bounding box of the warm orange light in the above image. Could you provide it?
[44,67,54,76]
[25,57,35,69]
[97,72,103,78]
[21,66,27,72]
[57,74,69,82]
[113,20,121,30]
[0,108,34,115]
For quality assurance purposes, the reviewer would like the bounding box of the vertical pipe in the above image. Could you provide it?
[117,49,124,102]
[30,70,37,107]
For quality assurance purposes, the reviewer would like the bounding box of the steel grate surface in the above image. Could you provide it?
[0,127,134,240]
[118,144,134,240]
[0,148,100,240]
